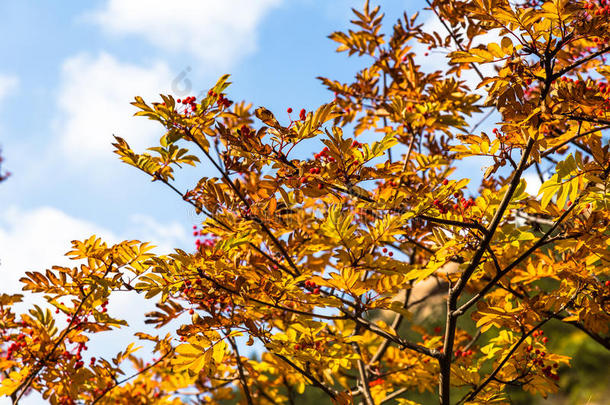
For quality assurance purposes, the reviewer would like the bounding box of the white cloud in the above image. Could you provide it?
[85,0,282,68]
[0,206,116,295]
[0,74,18,107]
[0,206,190,295]
[56,52,174,161]
[127,213,191,253]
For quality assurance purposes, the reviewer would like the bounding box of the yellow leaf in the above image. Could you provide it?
[487,42,504,58]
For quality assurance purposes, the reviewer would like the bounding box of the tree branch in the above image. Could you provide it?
[273,353,338,400]
[228,335,254,405]
[552,45,610,79]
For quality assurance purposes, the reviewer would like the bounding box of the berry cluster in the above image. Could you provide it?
[525,330,560,381]
[68,340,88,370]
[296,146,337,189]
[176,96,198,115]
[313,146,335,162]
[381,247,394,257]
[287,107,307,121]
[192,225,216,251]
[595,80,610,114]
[179,278,196,296]
[584,0,610,16]
[304,280,321,294]
[177,277,235,318]
[382,179,399,188]
[208,90,232,109]
[4,330,27,360]
[100,299,108,313]
[454,349,474,358]
[432,193,475,215]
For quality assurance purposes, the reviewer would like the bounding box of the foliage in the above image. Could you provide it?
[2,1,610,404]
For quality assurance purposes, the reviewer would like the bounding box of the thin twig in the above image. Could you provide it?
[273,353,338,399]
[91,350,173,404]
[552,45,610,79]
[228,335,254,405]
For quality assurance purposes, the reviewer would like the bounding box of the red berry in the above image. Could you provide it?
[442,179,449,186]
[287,108,293,114]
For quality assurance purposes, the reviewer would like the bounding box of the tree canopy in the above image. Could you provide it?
[2,0,610,404]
